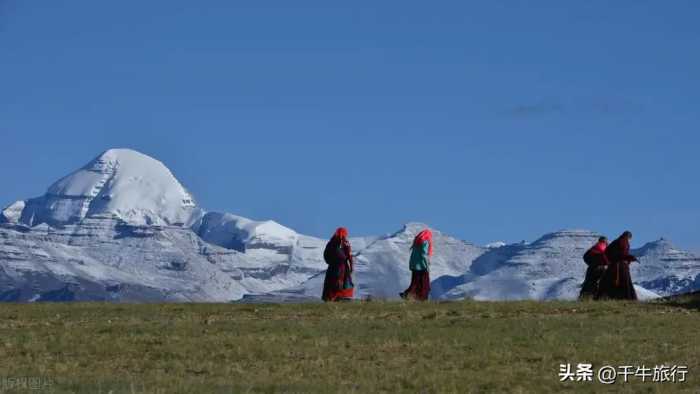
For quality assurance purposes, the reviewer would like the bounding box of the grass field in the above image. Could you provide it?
[0,295,698,393]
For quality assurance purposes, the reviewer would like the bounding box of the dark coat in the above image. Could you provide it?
[579,242,609,299]
[322,236,354,301]
[596,236,637,300]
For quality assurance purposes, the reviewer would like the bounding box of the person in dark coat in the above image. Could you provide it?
[322,227,354,302]
[596,231,638,300]
[579,237,610,300]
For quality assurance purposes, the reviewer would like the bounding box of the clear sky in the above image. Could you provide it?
[1,1,699,250]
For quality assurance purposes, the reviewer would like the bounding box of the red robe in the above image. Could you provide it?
[401,271,431,301]
[322,236,354,301]
[579,241,609,299]
[400,231,433,301]
[596,236,637,300]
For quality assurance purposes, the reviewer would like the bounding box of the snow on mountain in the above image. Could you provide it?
[632,239,700,297]
[0,149,322,301]
[12,149,201,227]
[272,229,694,302]
[352,223,486,299]
[0,201,25,224]
[192,212,298,252]
[190,211,328,295]
[1,148,698,303]
[431,230,603,301]
[0,217,250,301]
[430,230,695,301]
[245,223,486,301]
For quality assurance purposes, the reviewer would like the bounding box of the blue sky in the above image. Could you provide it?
[1,1,699,250]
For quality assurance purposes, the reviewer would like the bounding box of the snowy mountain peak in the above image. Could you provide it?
[633,238,700,296]
[634,238,699,264]
[0,201,25,224]
[530,229,602,247]
[485,241,507,249]
[2,149,699,303]
[12,148,201,227]
[538,229,601,238]
[636,238,675,253]
[193,212,298,252]
[398,222,432,236]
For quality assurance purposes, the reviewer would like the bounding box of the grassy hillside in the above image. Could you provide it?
[0,297,698,393]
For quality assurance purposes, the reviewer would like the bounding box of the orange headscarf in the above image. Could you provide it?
[334,227,349,239]
[412,229,434,256]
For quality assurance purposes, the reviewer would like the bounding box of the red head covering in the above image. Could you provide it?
[594,240,607,253]
[412,229,434,256]
[334,227,349,239]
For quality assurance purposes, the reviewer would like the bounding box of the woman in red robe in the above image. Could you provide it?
[579,237,609,300]
[322,227,354,302]
[596,231,638,300]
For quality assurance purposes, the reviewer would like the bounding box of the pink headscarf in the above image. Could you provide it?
[412,229,434,256]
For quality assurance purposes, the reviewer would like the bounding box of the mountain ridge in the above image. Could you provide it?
[2,148,699,302]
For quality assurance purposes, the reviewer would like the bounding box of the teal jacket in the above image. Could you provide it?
[409,241,431,272]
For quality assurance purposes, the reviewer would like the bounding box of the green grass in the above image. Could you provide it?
[0,297,698,393]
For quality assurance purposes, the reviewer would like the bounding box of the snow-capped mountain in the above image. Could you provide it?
[1,148,698,302]
[431,230,668,301]
[247,223,486,301]
[633,239,700,296]
[0,149,320,301]
[191,212,328,295]
[0,217,249,301]
[7,149,201,227]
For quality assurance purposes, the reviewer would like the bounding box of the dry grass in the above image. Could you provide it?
[0,297,698,393]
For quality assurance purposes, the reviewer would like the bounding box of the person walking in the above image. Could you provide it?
[596,231,638,300]
[579,236,610,300]
[322,227,354,302]
[400,229,433,301]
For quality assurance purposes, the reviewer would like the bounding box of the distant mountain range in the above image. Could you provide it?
[2,149,698,302]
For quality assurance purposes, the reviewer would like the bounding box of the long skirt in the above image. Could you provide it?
[596,261,637,300]
[579,265,606,300]
[401,270,431,301]
[322,262,354,302]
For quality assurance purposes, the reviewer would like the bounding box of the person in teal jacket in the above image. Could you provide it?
[400,229,433,301]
